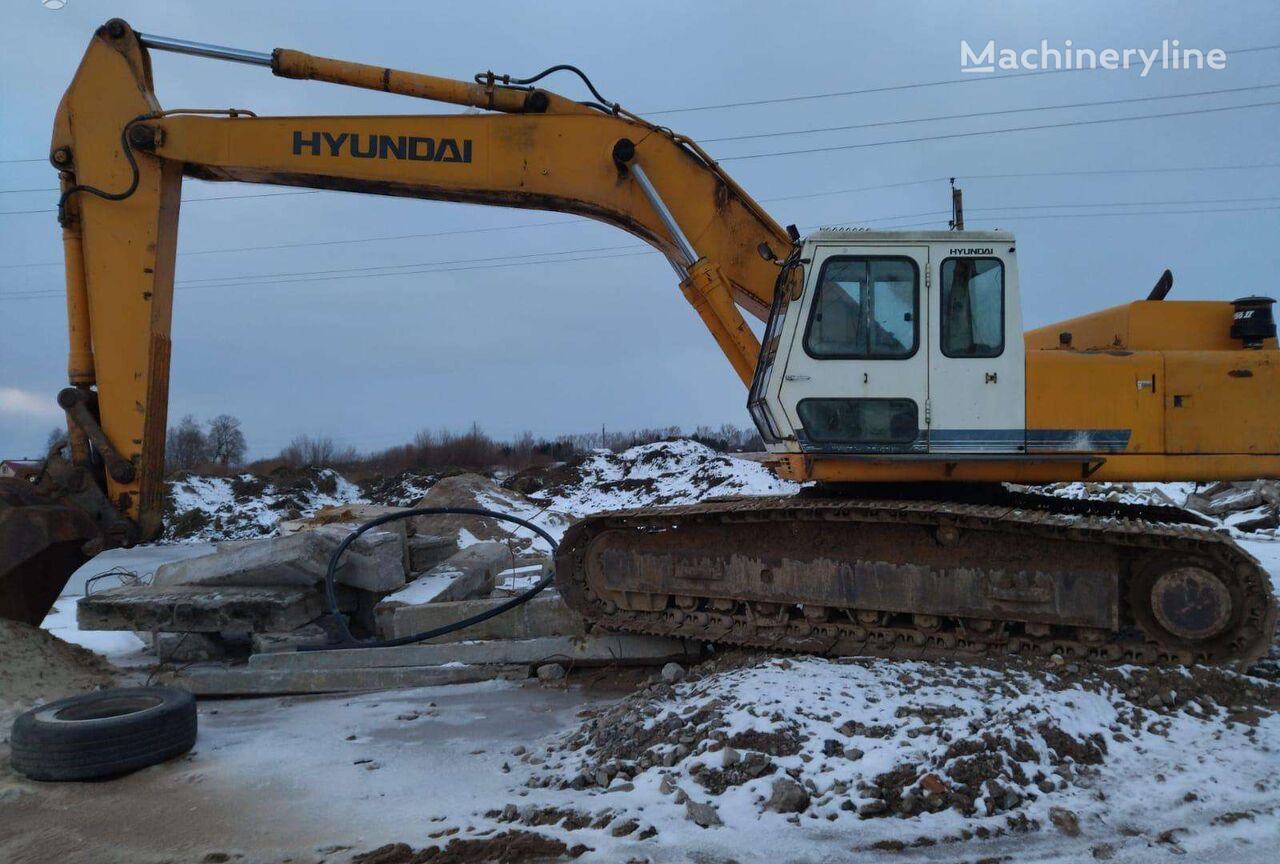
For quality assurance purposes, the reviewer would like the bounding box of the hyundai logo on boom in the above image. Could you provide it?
[292,131,473,163]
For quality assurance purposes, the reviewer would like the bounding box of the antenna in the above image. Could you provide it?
[949,178,964,231]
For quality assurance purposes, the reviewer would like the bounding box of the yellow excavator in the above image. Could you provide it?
[2,19,1277,666]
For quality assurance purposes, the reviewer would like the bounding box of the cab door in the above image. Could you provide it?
[926,250,1025,453]
[776,246,930,453]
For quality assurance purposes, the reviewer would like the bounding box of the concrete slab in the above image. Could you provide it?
[407,533,459,572]
[160,662,529,696]
[304,504,415,574]
[152,528,405,593]
[387,593,585,642]
[312,526,405,592]
[374,542,512,632]
[249,633,702,671]
[250,619,342,654]
[77,585,323,633]
[152,531,328,588]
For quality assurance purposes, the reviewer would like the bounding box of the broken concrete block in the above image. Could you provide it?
[312,526,406,592]
[385,592,585,642]
[152,528,405,593]
[78,585,323,633]
[373,542,511,631]
[160,662,529,696]
[249,633,703,671]
[152,631,230,662]
[408,533,459,572]
[250,618,343,654]
[153,532,327,588]
[304,504,414,573]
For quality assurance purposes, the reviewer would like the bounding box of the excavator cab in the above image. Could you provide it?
[749,231,1025,457]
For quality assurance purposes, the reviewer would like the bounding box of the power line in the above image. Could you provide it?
[2,151,1278,244]
[700,81,1280,143]
[8,84,1277,198]
[960,163,1280,182]
[5,102,1274,216]
[644,43,1280,115]
[5,195,1278,301]
[0,217,586,269]
[0,189,320,216]
[4,42,1277,166]
[0,249,660,300]
[172,242,644,286]
[890,203,1280,230]
[971,194,1280,211]
[20,196,1268,292]
[719,98,1280,161]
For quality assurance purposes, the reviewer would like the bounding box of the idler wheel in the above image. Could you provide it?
[1149,566,1233,641]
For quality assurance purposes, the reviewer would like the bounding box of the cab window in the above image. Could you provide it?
[804,256,918,359]
[940,257,1004,358]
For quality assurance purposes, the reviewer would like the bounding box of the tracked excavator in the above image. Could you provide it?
[3,19,1278,667]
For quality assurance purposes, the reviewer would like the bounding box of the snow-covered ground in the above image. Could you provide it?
[11,446,1279,863]
[527,439,800,517]
[494,655,1280,863]
[165,468,364,541]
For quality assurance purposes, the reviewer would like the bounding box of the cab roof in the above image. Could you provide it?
[803,228,1015,245]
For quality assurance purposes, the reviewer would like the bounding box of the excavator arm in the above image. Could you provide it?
[1,19,797,623]
[43,19,791,545]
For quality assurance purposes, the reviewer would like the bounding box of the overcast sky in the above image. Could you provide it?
[2,0,1277,459]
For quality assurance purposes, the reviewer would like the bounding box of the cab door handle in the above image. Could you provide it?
[784,374,810,381]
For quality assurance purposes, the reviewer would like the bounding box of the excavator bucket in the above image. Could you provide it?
[0,477,99,626]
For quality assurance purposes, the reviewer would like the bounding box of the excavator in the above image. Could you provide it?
[2,19,1277,667]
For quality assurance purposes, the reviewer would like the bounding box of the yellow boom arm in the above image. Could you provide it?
[50,19,791,541]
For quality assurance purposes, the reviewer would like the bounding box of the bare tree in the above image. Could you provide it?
[280,434,340,467]
[45,425,66,452]
[166,414,210,471]
[207,414,247,467]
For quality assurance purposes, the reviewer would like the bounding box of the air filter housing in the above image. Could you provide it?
[1230,296,1276,349]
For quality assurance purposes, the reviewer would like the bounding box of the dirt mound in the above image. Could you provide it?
[0,620,116,722]
[352,831,588,864]
[164,467,365,541]
[361,471,439,508]
[411,473,568,555]
[508,652,1280,846]
[519,440,799,517]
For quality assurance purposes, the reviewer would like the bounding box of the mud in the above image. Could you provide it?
[351,831,589,864]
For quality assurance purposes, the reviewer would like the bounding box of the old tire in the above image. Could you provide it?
[9,686,196,781]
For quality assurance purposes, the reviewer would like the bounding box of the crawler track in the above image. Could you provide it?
[555,492,1277,667]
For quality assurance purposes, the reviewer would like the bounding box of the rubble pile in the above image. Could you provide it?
[409,473,568,556]
[1185,479,1280,532]
[1038,479,1280,534]
[80,494,558,669]
[164,466,364,541]
[360,470,439,508]
[511,439,799,516]
[504,654,1280,848]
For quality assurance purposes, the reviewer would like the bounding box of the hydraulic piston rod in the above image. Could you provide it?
[137,31,272,66]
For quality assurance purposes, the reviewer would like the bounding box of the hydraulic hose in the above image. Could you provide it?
[304,506,559,651]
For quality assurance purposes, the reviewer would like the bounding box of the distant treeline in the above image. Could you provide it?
[168,421,763,477]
